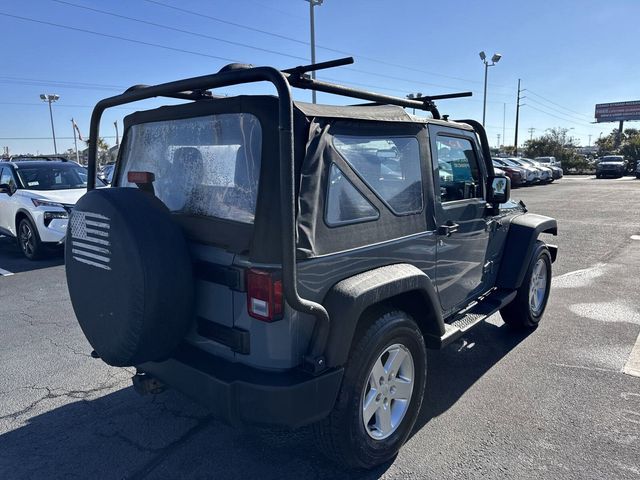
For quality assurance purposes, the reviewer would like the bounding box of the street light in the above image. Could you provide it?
[479,51,502,127]
[305,0,323,104]
[40,93,60,154]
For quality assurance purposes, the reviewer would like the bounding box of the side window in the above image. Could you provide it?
[0,167,16,188]
[325,164,379,227]
[435,135,482,202]
[333,135,423,215]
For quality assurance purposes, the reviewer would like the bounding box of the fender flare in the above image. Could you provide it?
[496,213,557,290]
[321,263,444,368]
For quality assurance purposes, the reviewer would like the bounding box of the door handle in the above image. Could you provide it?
[438,221,459,237]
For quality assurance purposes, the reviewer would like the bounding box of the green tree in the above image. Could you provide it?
[523,127,584,169]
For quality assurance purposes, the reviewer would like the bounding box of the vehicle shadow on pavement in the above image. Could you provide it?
[0,236,64,273]
[0,320,531,480]
[414,319,532,434]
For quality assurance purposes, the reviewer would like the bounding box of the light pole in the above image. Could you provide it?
[479,51,502,127]
[305,0,323,104]
[40,94,60,154]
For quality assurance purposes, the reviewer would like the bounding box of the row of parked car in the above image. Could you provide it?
[492,156,563,187]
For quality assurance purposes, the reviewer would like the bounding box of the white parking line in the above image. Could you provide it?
[623,332,640,378]
[0,267,14,277]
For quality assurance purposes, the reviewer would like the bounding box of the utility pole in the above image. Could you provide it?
[588,134,592,147]
[616,120,624,148]
[514,79,521,155]
[528,127,535,140]
[502,103,506,147]
[497,133,501,148]
[71,118,79,163]
[305,0,323,104]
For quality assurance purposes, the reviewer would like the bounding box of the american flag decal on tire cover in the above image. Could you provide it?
[69,211,111,270]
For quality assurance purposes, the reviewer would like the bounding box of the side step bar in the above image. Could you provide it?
[427,288,517,349]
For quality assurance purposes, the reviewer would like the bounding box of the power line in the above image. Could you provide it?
[0,10,505,98]
[525,89,593,119]
[0,75,126,90]
[0,11,241,63]
[140,0,499,87]
[52,0,309,62]
[525,96,593,123]
[524,103,595,127]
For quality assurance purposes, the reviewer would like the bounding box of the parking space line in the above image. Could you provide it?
[623,332,640,378]
[0,267,14,277]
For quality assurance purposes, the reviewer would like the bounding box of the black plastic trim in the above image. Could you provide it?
[496,213,558,289]
[322,263,444,367]
[194,261,244,291]
[139,343,344,428]
[196,317,250,354]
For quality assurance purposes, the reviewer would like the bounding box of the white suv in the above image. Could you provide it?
[0,159,99,259]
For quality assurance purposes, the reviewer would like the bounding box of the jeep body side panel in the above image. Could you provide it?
[427,124,492,315]
[495,213,558,289]
[319,263,444,368]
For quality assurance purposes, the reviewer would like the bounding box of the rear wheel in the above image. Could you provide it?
[500,240,552,329]
[314,310,427,469]
[17,217,43,260]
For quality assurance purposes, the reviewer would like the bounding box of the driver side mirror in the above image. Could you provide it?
[486,175,510,205]
[0,183,14,196]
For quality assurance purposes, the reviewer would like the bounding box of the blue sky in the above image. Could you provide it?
[1,0,639,154]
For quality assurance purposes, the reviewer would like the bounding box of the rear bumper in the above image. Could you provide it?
[139,344,344,429]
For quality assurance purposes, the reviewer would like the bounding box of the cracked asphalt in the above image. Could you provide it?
[1,175,639,479]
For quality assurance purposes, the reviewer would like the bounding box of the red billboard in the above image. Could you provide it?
[594,100,640,122]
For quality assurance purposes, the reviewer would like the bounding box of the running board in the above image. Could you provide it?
[426,289,517,349]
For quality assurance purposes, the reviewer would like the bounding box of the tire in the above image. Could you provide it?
[595,173,601,179]
[17,217,44,260]
[500,240,552,329]
[314,310,427,469]
[65,188,194,367]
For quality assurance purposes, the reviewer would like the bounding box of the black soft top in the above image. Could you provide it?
[119,95,472,261]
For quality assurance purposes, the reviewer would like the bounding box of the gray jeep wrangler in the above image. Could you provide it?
[65,57,557,469]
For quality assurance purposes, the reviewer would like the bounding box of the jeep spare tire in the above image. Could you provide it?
[65,187,195,367]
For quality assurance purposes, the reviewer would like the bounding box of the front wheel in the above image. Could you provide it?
[314,310,427,469]
[500,240,552,328]
[17,217,44,260]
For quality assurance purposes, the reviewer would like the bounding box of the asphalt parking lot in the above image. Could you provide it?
[1,175,639,479]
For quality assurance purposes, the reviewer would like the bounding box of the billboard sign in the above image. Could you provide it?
[594,100,640,123]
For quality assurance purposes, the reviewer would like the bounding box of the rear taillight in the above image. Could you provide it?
[246,269,283,322]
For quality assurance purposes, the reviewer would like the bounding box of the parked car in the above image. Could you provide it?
[595,155,626,178]
[98,164,115,185]
[494,157,539,184]
[65,59,558,469]
[518,158,554,183]
[636,161,640,179]
[535,156,561,168]
[0,159,104,259]
[492,160,525,187]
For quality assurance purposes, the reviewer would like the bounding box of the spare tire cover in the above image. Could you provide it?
[65,187,195,367]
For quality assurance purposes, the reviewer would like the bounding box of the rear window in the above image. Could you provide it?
[119,113,262,224]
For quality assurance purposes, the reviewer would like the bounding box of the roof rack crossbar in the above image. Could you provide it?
[286,74,442,118]
[124,84,214,101]
[282,56,354,76]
